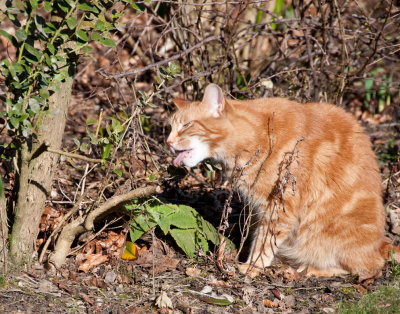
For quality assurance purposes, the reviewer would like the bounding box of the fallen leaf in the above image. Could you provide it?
[271,288,282,300]
[209,279,230,287]
[79,292,93,305]
[200,295,233,306]
[122,241,137,260]
[263,299,278,308]
[353,284,367,294]
[77,253,109,273]
[216,235,226,273]
[185,267,201,277]
[155,291,173,309]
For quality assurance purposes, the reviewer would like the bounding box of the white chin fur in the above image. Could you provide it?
[182,137,210,167]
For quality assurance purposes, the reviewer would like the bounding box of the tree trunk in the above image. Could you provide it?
[10,74,73,265]
[0,192,8,273]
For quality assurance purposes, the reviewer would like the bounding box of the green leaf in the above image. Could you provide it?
[0,30,18,47]
[0,178,4,197]
[9,117,20,129]
[148,173,156,182]
[34,15,47,37]
[47,42,55,54]
[91,32,102,41]
[82,46,92,53]
[44,0,52,11]
[86,117,97,125]
[77,2,99,13]
[76,29,88,42]
[57,1,69,12]
[102,143,111,160]
[130,213,157,242]
[168,211,198,229]
[44,22,57,33]
[170,228,197,258]
[15,29,27,41]
[365,77,374,91]
[24,43,41,61]
[113,168,123,177]
[28,97,40,114]
[200,296,233,306]
[98,37,116,47]
[29,0,38,10]
[73,138,80,148]
[94,20,105,31]
[65,0,76,7]
[66,16,77,29]
[39,88,50,100]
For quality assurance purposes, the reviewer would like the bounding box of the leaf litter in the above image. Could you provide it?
[0,8,399,314]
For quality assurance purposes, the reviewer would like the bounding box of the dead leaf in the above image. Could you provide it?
[122,241,137,260]
[263,299,278,308]
[79,292,93,305]
[353,284,367,294]
[185,267,201,277]
[155,291,173,309]
[209,279,230,287]
[216,235,226,272]
[77,253,109,272]
[271,288,282,300]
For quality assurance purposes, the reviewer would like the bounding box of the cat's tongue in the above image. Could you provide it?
[173,150,191,166]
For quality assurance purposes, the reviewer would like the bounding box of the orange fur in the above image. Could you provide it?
[167,84,398,279]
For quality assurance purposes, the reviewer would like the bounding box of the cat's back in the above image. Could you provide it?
[230,97,361,133]
[229,97,380,193]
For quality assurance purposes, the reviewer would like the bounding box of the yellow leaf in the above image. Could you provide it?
[121,241,137,260]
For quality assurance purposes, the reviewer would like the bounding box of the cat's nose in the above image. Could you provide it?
[167,140,173,147]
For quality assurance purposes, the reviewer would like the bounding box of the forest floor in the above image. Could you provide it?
[1,14,400,313]
[1,79,399,312]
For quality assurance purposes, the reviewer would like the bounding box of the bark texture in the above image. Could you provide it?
[10,75,72,264]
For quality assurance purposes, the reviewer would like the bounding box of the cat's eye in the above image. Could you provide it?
[182,121,193,129]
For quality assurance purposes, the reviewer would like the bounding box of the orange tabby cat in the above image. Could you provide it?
[167,83,399,279]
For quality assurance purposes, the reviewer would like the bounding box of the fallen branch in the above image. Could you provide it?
[84,185,160,231]
[47,185,160,269]
[47,148,103,164]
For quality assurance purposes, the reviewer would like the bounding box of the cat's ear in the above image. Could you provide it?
[173,99,190,109]
[202,84,225,118]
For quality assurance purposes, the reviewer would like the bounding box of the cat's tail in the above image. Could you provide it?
[380,237,400,263]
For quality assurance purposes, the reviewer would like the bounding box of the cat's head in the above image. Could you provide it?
[167,84,228,167]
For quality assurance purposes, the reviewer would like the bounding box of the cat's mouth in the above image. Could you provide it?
[173,149,193,166]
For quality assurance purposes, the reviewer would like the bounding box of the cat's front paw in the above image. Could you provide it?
[238,263,261,278]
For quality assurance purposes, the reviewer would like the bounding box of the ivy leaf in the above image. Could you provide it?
[15,29,27,42]
[66,16,77,29]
